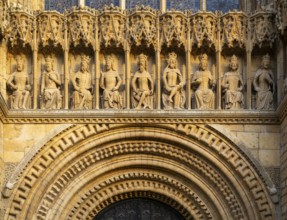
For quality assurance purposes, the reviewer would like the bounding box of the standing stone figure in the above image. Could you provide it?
[191,53,215,110]
[221,55,244,109]
[41,55,62,109]
[132,54,154,110]
[7,55,31,109]
[71,55,93,109]
[162,52,185,109]
[253,54,275,110]
[100,54,123,109]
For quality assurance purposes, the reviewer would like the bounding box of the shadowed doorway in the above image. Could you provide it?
[93,198,186,220]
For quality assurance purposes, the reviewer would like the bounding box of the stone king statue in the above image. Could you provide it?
[100,54,123,109]
[71,54,93,109]
[41,55,62,109]
[132,54,154,110]
[253,54,275,110]
[162,52,185,109]
[7,54,31,109]
[191,53,215,110]
[221,55,244,109]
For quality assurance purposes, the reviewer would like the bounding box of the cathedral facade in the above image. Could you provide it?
[0,0,287,219]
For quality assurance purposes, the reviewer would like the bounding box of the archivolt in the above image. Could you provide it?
[4,124,276,220]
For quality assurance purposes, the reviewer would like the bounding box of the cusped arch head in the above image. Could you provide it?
[4,123,276,220]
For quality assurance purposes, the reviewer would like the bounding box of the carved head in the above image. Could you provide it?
[45,55,54,72]
[138,54,148,72]
[199,54,208,71]
[15,54,24,72]
[229,55,238,71]
[81,55,90,72]
[261,54,270,69]
[167,52,177,69]
[105,55,115,71]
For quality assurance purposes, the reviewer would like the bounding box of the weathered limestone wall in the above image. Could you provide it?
[0,121,3,220]
[281,116,287,218]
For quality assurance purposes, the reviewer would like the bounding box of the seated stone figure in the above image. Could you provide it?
[71,55,93,109]
[221,55,244,109]
[132,54,154,110]
[162,52,185,110]
[6,55,31,109]
[253,54,275,110]
[100,54,123,109]
[41,55,62,109]
[191,53,215,110]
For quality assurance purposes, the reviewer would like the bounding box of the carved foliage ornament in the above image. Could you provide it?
[38,13,64,47]
[276,0,287,34]
[161,13,186,47]
[221,13,247,48]
[0,0,8,36]
[251,13,276,48]
[99,13,125,47]
[128,6,157,47]
[7,11,34,47]
[190,13,217,48]
[68,11,95,47]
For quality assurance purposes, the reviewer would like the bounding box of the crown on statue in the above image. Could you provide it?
[15,54,24,62]
[81,54,91,64]
[168,52,177,60]
[230,55,238,62]
[262,54,270,61]
[45,55,53,63]
[199,53,208,61]
[138,53,148,62]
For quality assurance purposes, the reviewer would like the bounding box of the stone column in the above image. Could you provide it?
[32,18,38,109]
[160,0,166,12]
[200,0,206,11]
[0,40,7,98]
[186,17,191,109]
[64,22,69,109]
[277,38,284,103]
[119,0,125,9]
[156,16,161,110]
[246,18,252,109]
[125,46,131,109]
[95,16,100,109]
[216,16,222,109]
[78,0,85,7]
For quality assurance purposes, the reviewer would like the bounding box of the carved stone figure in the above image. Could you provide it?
[7,55,31,109]
[221,55,244,110]
[191,54,215,110]
[132,54,154,110]
[41,55,62,109]
[100,54,123,109]
[162,52,185,110]
[253,54,275,110]
[71,55,93,109]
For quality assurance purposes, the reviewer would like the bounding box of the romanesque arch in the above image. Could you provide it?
[4,124,277,220]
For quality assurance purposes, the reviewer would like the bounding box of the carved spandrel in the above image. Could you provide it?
[37,12,64,48]
[99,7,125,47]
[251,13,276,48]
[67,10,95,47]
[7,11,34,47]
[160,13,187,48]
[221,13,247,48]
[190,13,217,48]
[128,6,157,48]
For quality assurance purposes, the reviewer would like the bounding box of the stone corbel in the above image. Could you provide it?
[2,181,16,198]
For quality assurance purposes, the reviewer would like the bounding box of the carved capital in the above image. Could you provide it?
[251,12,276,48]
[221,12,247,48]
[7,10,34,47]
[190,12,217,48]
[128,6,157,48]
[160,12,187,48]
[67,8,95,47]
[99,6,125,48]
